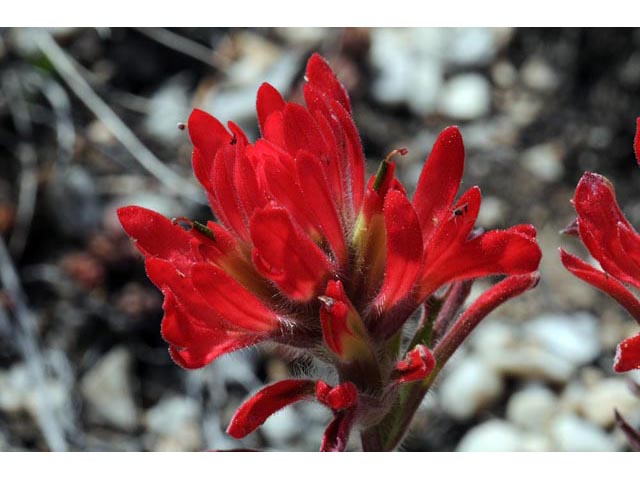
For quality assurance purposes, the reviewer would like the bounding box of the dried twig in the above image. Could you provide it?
[614,409,640,452]
[33,29,205,205]
[133,27,229,71]
[0,235,68,451]
[1,70,39,261]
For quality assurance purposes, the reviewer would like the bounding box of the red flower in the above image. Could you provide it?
[561,118,640,373]
[119,53,541,450]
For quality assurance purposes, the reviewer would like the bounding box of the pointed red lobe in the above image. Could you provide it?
[315,380,358,411]
[422,224,541,299]
[320,410,355,452]
[305,53,352,113]
[319,280,370,360]
[144,258,227,331]
[254,145,318,236]
[303,84,348,209]
[226,379,316,439]
[191,263,279,333]
[295,151,347,266]
[560,248,640,323]
[250,205,333,301]
[188,109,232,198]
[574,172,640,289]
[117,206,201,274]
[256,83,285,135]
[188,109,232,161]
[375,190,423,311]
[614,333,640,372]
[332,100,366,215]
[413,126,465,244]
[282,103,328,160]
[393,345,436,384]
[319,281,352,357]
[211,145,250,241]
[233,146,268,219]
[162,292,259,369]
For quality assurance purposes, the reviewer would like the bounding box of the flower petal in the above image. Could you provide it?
[256,82,285,135]
[191,263,280,333]
[422,224,541,298]
[188,109,232,198]
[332,99,365,216]
[295,151,347,266]
[375,189,423,311]
[320,410,355,452]
[211,145,250,241]
[305,53,351,113]
[560,248,640,323]
[574,172,640,288]
[413,126,465,244]
[117,206,201,274]
[145,258,227,330]
[226,379,316,439]
[614,333,640,372]
[162,291,259,369]
[393,345,436,384]
[250,205,333,301]
[315,380,358,411]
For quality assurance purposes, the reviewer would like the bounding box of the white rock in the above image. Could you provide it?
[275,28,329,45]
[370,28,445,112]
[438,74,491,120]
[80,348,138,430]
[260,406,302,445]
[521,432,553,452]
[457,420,524,452]
[407,60,444,115]
[506,385,557,431]
[580,378,640,428]
[439,357,504,420]
[448,28,496,66]
[212,351,260,389]
[550,414,618,451]
[145,76,191,144]
[484,344,576,383]
[477,196,506,227]
[0,363,68,422]
[470,321,516,355]
[145,396,202,451]
[521,143,565,182]
[492,61,518,88]
[521,58,559,92]
[525,312,601,366]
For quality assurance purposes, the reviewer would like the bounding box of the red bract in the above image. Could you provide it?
[561,118,640,373]
[118,53,541,451]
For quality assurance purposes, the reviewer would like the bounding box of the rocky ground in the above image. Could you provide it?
[1,27,640,451]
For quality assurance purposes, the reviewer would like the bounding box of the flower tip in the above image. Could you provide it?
[116,205,145,231]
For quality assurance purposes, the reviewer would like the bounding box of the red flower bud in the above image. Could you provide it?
[393,345,436,384]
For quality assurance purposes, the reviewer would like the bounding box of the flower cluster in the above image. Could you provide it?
[118,54,542,451]
[560,118,640,374]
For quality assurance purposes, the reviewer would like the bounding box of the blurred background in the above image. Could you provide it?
[1,27,640,452]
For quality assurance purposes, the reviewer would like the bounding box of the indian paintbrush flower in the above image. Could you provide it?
[118,53,542,451]
[560,118,640,374]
